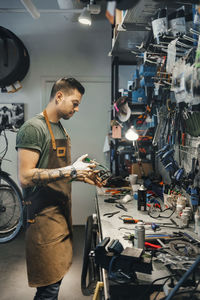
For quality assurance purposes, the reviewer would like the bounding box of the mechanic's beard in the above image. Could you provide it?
[61,111,73,120]
[62,115,70,120]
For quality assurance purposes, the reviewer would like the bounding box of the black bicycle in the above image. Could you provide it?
[0,124,24,243]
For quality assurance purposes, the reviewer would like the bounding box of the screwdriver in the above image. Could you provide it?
[151,223,160,231]
[149,222,178,231]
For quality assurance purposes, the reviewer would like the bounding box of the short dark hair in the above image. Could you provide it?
[50,77,85,100]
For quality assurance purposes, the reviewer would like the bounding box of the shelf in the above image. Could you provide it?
[129,102,146,106]
[110,30,148,62]
[119,0,191,31]
[119,0,161,31]
[109,0,160,61]
[109,0,192,62]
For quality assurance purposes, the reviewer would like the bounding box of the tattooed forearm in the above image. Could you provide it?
[31,168,69,186]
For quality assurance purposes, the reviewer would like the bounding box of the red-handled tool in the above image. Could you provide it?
[145,242,161,249]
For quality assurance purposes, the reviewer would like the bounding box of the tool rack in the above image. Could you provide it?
[109,0,200,205]
[100,1,200,298]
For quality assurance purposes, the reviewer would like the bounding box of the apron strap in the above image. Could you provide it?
[58,121,69,138]
[43,109,57,150]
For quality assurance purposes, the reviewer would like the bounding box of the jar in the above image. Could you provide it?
[181,212,189,227]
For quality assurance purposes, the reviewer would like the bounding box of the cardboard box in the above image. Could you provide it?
[130,162,153,178]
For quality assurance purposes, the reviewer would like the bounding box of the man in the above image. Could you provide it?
[16,77,102,300]
[0,106,12,128]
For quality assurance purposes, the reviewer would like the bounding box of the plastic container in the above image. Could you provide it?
[183,207,192,220]
[176,204,184,216]
[181,211,189,227]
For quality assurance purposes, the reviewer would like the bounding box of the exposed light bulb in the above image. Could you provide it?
[125,126,139,141]
[78,7,92,26]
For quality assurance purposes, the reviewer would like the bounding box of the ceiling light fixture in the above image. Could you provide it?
[78,7,92,26]
[20,0,40,19]
[125,126,139,141]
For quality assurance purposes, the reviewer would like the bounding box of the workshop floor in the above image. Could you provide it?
[0,225,93,300]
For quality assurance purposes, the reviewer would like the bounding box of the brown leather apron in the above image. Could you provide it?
[25,111,73,287]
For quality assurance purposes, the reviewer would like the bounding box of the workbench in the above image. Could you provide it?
[94,187,200,300]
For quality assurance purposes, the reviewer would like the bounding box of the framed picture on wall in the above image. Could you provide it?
[0,103,24,130]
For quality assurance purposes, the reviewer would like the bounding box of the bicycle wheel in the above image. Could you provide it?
[0,173,23,243]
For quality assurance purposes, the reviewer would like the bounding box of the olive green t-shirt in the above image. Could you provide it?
[16,114,68,196]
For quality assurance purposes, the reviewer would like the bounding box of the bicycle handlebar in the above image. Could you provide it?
[0,124,18,134]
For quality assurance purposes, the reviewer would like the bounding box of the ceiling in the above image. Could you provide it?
[0,0,106,23]
[0,0,83,10]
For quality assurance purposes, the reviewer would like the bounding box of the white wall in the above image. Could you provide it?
[0,3,111,224]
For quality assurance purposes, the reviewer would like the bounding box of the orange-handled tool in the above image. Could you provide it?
[123,218,141,224]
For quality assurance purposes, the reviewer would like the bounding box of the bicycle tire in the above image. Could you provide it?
[0,172,23,243]
[0,26,30,88]
[81,215,99,296]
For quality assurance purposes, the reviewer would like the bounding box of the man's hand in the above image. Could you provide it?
[72,154,96,171]
[76,169,103,187]
[72,155,109,187]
